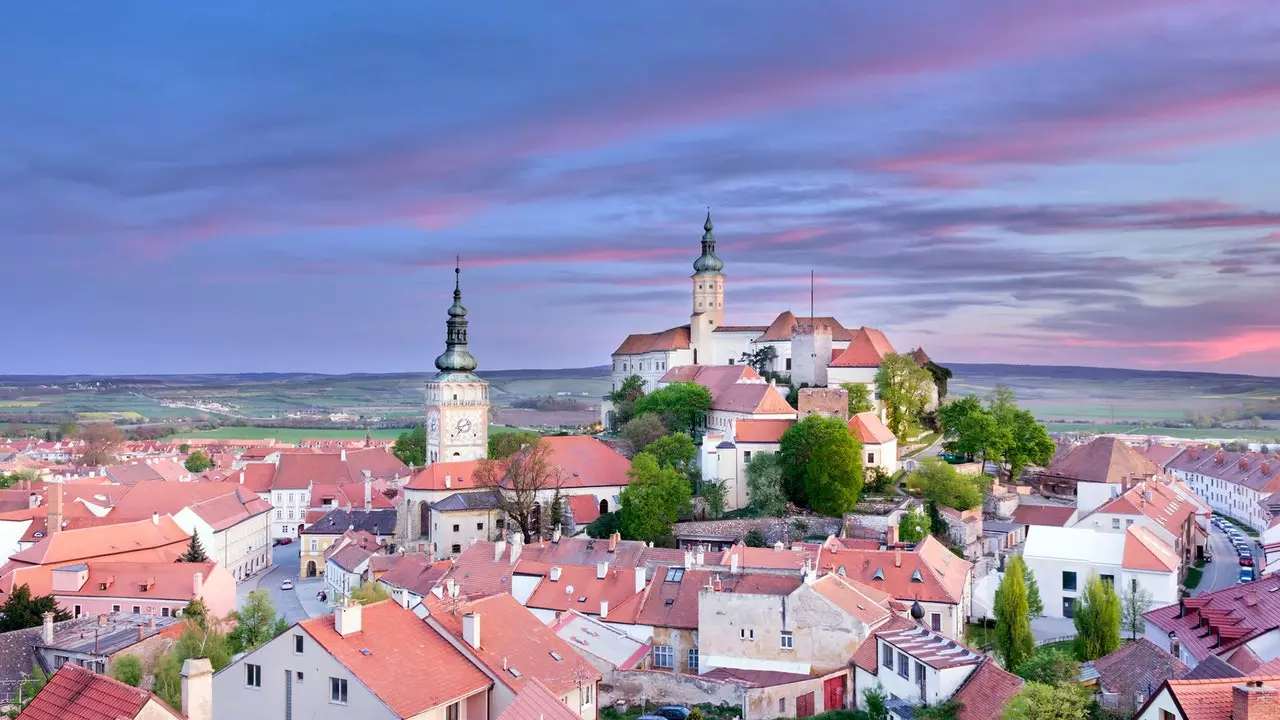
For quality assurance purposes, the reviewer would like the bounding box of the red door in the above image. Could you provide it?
[823,676,846,710]
[796,691,815,718]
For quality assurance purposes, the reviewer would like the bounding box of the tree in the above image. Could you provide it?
[488,430,541,460]
[864,682,890,720]
[584,511,620,538]
[698,480,727,519]
[908,458,984,511]
[77,423,123,466]
[633,382,713,436]
[184,449,212,473]
[1073,575,1122,661]
[842,383,875,416]
[740,345,778,375]
[0,584,70,632]
[746,452,787,517]
[0,469,39,489]
[618,452,692,545]
[609,374,646,426]
[475,439,564,542]
[1014,649,1079,687]
[898,507,932,543]
[229,589,288,654]
[778,414,864,513]
[994,556,1035,672]
[938,395,999,462]
[620,413,668,454]
[916,700,963,720]
[744,529,766,547]
[785,382,811,409]
[57,421,79,441]
[180,533,209,563]
[1000,408,1056,483]
[154,627,234,710]
[548,486,566,531]
[1026,564,1044,619]
[351,582,391,605]
[392,425,426,466]
[110,655,144,687]
[1120,577,1153,641]
[179,443,190,454]
[182,598,209,630]
[923,360,953,399]
[875,352,934,440]
[646,432,697,476]
[13,667,49,712]
[1002,682,1091,720]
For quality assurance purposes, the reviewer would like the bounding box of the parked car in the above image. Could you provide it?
[278,537,293,545]
[654,708,690,720]
[1205,552,1214,563]
[281,579,294,590]
[1240,568,1255,583]
[1241,556,1255,567]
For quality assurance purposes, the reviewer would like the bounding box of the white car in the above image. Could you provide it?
[281,579,294,591]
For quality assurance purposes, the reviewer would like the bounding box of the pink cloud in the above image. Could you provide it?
[1060,327,1280,364]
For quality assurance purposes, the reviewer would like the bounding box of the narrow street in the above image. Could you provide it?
[1195,521,1260,597]
[235,544,310,625]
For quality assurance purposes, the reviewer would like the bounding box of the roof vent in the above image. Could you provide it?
[911,569,923,583]
[665,599,675,606]
[360,649,372,656]
[508,667,522,678]
[578,596,587,603]
[872,568,885,581]
[549,651,562,661]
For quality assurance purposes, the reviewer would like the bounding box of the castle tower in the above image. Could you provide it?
[424,261,489,464]
[690,210,725,363]
[792,322,832,388]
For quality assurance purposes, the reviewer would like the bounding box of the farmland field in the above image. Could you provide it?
[169,424,520,442]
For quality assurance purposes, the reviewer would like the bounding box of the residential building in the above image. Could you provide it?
[1037,436,1165,510]
[299,508,397,578]
[214,599,492,720]
[2,515,190,572]
[16,663,184,720]
[1145,574,1280,668]
[3,560,234,619]
[520,561,646,625]
[324,531,383,601]
[658,365,796,438]
[1012,503,1079,529]
[1082,638,1188,713]
[848,412,899,477]
[1168,448,1280,532]
[1074,479,1208,569]
[429,491,503,560]
[550,611,650,676]
[1023,524,1179,619]
[496,679,585,720]
[1134,675,1280,720]
[269,449,409,539]
[170,488,273,582]
[377,554,451,609]
[701,419,790,511]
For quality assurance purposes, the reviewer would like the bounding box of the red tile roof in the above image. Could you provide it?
[423,593,602,695]
[522,563,644,621]
[1144,675,1280,720]
[829,327,896,368]
[612,326,691,356]
[273,453,352,490]
[566,495,600,526]
[810,574,894,626]
[224,463,276,493]
[497,679,583,720]
[8,516,189,568]
[713,383,795,414]
[950,657,1024,720]
[659,364,761,395]
[824,536,971,604]
[1123,525,1180,572]
[734,419,794,443]
[851,616,919,672]
[4,560,218,602]
[442,541,526,598]
[1096,480,1201,539]
[1042,437,1163,484]
[849,412,895,445]
[758,312,856,342]
[406,459,484,491]
[1141,444,1186,468]
[1145,573,1280,662]
[1089,638,1187,703]
[17,663,180,720]
[378,555,452,597]
[300,601,491,717]
[1012,504,1076,527]
[539,436,632,489]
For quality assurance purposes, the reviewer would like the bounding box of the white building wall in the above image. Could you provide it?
[272,488,311,539]
[1076,511,1178,549]
[707,332,760,367]
[1076,483,1121,517]
[870,640,976,709]
[1133,689,1183,720]
[611,349,693,393]
[1022,554,1124,619]
[825,367,876,388]
[1122,569,1179,611]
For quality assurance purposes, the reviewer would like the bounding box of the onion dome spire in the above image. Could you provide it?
[434,257,479,373]
[693,208,724,274]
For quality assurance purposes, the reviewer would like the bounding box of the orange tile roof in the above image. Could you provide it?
[273,453,351,490]
[18,663,180,720]
[1043,436,1163,484]
[406,459,484,491]
[827,536,971,604]
[757,313,856,342]
[951,657,1024,720]
[8,516,189,568]
[810,574,893,626]
[849,412,895,445]
[496,678,582,720]
[1145,675,1280,720]
[612,326,691,356]
[566,495,600,526]
[1012,504,1076,527]
[106,481,254,522]
[658,364,763,395]
[423,593,602,695]
[378,555,452,597]
[540,436,632,489]
[735,419,794,443]
[1123,525,1180,572]
[719,543,811,571]
[830,327,896,368]
[300,601,491,717]
[522,563,644,620]
[3,560,217,601]
[442,541,527,598]
[224,463,276,493]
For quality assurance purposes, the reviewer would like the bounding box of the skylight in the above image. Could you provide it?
[550,651,562,661]
[509,667,522,678]
[665,568,685,583]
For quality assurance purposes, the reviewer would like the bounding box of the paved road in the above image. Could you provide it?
[1195,523,1260,596]
[236,544,310,625]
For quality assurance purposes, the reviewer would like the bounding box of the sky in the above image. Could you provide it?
[5,1,1280,376]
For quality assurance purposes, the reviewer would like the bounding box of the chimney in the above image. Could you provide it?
[28,493,39,510]
[684,551,694,570]
[445,474,452,489]
[1168,632,1181,659]
[635,568,646,594]
[239,471,245,485]
[193,572,204,598]
[1232,681,1280,720]
[597,562,609,580]
[446,578,458,596]
[885,524,899,547]
[509,536,523,565]
[340,448,347,462]
[335,602,362,637]
[1248,590,1259,607]
[494,540,507,562]
[609,532,619,553]
[730,553,739,574]
[895,548,902,568]
[181,658,214,720]
[552,524,562,543]
[773,541,784,553]
[48,481,63,536]
[98,613,108,626]
[364,476,372,510]
[137,623,146,642]
[41,612,54,644]
[152,512,160,526]
[550,566,562,582]
[600,601,609,620]
[696,550,705,566]
[462,612,481,649]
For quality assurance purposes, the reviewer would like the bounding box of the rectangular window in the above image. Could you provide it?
[743,451,752,464]
[867,452,875,464]
[330,677,348,705]
[294,634,304,654]
[1126,519,1134,526]
[451,543,462,554]
[779,698,786,714]
[583,684,593,705]
[915,661,926,697]
[246,664,261,688]
[132,605,141,614]
[162,607,171,617]
[1111,518,1120,529]
[882,642,893,672]
[112,604,121,612]
[930,613,941,632]
[1100,574,1115,587]
[1160,711,1175,720]
[276,510,282,520]
[73,605,81,617]
[297,672,304,683]
[897,652,909,678]
[447,702,460,720]
[1063,597,1076,618]
[739,628,755,640]
[785,358,792,371]
[780,631,793,649]
[453,524,460,532]
[287,510,294,520]
[1062,571,1077,592]
[311,539,318,552]
[653,645,674,669]
[476,522,484,530]
[688,648,699,671]
[728,359,734,365]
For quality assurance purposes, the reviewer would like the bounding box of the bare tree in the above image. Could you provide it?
[77,423,123,467]
[475,439,564,542]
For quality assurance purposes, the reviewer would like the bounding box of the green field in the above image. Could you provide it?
[170,424,520,442]
[1042,423,1280,442]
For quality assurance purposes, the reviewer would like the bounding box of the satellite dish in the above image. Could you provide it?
[565,585,575,595]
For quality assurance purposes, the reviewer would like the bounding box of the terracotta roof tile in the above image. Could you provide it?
[496,679,582,720]
[1123,525,1181,572]
[1012,504,1076,527]
[758,313,856,342]
[273,453,351,490]
[612,326,691,356]
[1145,573,1280,663]
[8,516,189,568]
[17,663,179,720]
[810,574,893,626]
[1042,437,1163,484]
[824,536,970,605]
[951,657,1024,720]
[4,560,217,602]
[300,601,491,717]
[849,412,895,445]
[566,495,600,526]
[406,459,484,491]
[223,463,276,493]
[522,563,644,621]
[1141,444,1186,468]
[377,555,452,597]
[830,328,896,368]
[1149,674,1280,720]
[1090,638,1187,703]
[735,419,794,443]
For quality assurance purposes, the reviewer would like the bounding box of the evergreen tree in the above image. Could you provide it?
[1073,575,1122,661]
[181,533,209,563]
[994,556,1035,671]
[1025,563,1044,619]
[548,487,566,534]
[0,584,70,632]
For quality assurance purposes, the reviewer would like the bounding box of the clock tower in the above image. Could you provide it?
[425,262,489,464]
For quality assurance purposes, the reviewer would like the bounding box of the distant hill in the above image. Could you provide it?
[0,365,613,387]
[949,363,1277,383]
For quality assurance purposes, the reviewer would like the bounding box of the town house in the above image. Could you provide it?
[3,559,235,619]
[1168,448,1280,533]
[1023,524,1179,619]
[300,508,397,579]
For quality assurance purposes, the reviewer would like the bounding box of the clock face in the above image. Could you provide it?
[448,409,484,441]
[455,417,472,434]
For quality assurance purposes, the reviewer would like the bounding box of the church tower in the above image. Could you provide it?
[424,261,489,464]
[689,210,725,363]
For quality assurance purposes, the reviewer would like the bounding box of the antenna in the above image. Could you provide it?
[810,269,814,323]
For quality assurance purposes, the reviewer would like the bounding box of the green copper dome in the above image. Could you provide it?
[693,210,724,274]
[434,264,479,373]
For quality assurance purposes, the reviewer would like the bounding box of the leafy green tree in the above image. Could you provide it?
[994,556,1035,671]
[179,443,190,454]
[584,511,620,539]
[1073,575,1122,661]
[864,682,890,720]
[392,425,426,466]
[548,486,566,532]
[0,584,70,632]
[841,383,875,416]
[698,480,727,520]
[740,345,778,374]
[228,589,289,654]
[898,508,932,543]
[1000,408,1056,483]
[13,667,49,712]
[785,382,811,409]
[938,396,999,462]
[746,452,788,517]
[58,421,79,441]
[923,360,953,399]
[1015,649,1079,687]
[184,449,213,473]
[744,529,767,547]
[646,432,697,476]
[110,655,144,687]
[875,352,934,440]
[1121,577,1153,640]
[1026,564,1044,619]
[351,582,391,605]
[0,469,38,489]
[916,699,963,720]
[618,453,692,545]
[633,382,713,435]
[182,598,209,630]
[620,413,667,454]
[609,374,646,426]
[908,457,984,511]
[180,533,209,563]
[488,430,541,460]
[153,627,234,710]
[1001,682,1091,720]
[778,414,864,513]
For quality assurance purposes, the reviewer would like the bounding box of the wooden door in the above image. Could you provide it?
[796,691,815,718]
[823,675,846,710]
